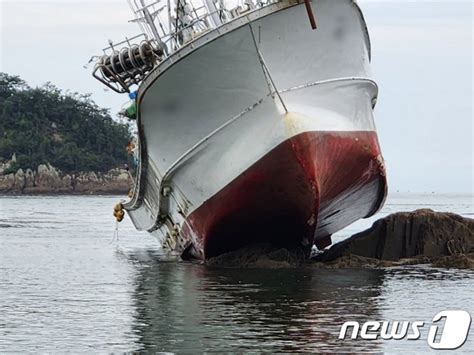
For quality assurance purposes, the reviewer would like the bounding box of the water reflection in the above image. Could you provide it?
[2,195,472,352]
[128,251,385,352]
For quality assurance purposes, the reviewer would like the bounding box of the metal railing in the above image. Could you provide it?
[91,0,279,92]
[126,0,278,57]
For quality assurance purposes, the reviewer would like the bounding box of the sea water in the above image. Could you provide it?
[0,194,473,352]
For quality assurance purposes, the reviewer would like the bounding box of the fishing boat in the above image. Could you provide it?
[92,0,387,259]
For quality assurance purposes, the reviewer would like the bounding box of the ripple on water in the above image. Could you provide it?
[0,194,473,352]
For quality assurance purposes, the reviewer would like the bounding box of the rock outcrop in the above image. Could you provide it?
[206,210,474,269]
[316,209,473,263]
[206,243,307,269]
[0,164,132,194]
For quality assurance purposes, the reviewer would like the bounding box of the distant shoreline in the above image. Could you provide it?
[0,163,134,196]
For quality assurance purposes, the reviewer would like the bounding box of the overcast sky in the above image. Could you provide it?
[0,0,472,193]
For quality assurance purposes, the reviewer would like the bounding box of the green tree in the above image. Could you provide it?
[0,73,133,173]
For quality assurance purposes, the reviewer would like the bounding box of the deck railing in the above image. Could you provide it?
[92,0,279,93]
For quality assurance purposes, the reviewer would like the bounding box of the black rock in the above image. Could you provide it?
[205,210,474,269]
[315,209,474,262]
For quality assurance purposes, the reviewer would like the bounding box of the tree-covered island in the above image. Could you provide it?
[0,73,134,193]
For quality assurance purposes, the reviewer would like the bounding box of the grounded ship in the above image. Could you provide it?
[92,0,387,259]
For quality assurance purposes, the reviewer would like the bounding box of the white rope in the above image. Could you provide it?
[110,220,120,244]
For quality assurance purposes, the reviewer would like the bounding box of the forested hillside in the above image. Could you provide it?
[0,73,132,173]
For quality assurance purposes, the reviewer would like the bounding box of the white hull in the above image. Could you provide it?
[124,0,386,258]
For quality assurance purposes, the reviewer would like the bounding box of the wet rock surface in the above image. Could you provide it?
[315,209,473,264]
[205,243,307,269]
[206,209,474,269]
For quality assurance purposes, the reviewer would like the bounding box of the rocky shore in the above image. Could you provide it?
[206,209,474,269]
[0,163,132,194]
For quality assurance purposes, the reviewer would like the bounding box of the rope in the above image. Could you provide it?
[110,220,120,244]
[111,202,125,244]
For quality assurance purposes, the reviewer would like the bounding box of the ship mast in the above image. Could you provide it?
[203,0,222,27]
[140,0,162,41]
[128,0,167,53]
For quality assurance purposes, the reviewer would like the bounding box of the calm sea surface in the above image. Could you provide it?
[1,193,473,352]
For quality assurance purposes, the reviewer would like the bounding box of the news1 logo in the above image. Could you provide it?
[339,310,471,350]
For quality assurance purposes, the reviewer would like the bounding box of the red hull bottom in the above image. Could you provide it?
[184,131,387,259]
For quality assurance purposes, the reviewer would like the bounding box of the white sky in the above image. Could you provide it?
[0,0,472,193]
